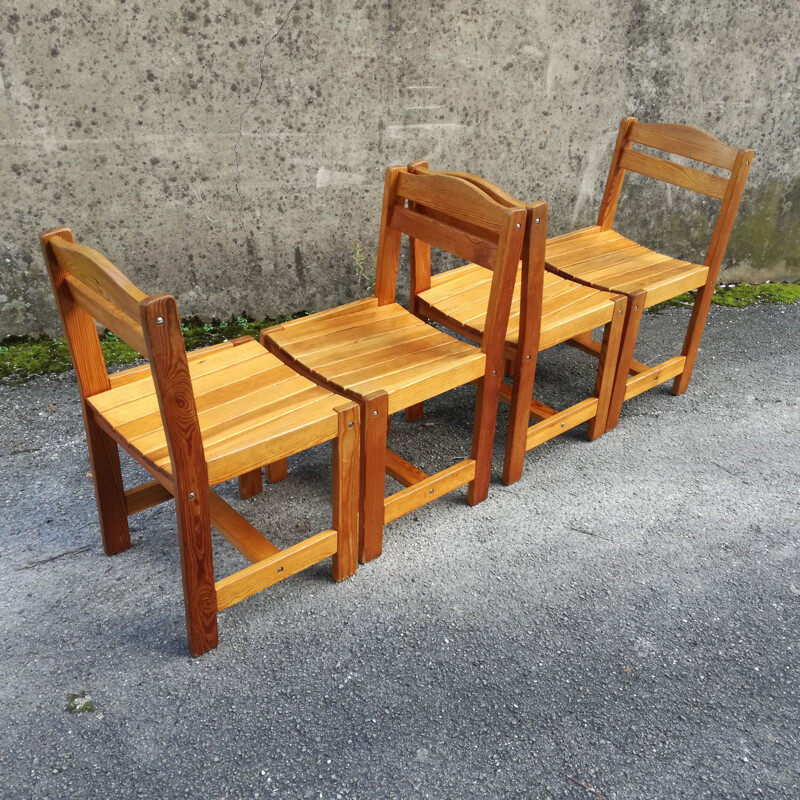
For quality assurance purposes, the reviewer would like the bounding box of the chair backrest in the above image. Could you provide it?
[40,227,206,484]
[597,117,754,277]
[374,166,527,361]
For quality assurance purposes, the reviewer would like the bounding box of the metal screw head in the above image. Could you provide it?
[746,160,750,165]
[372,410,378,417]
[526,355,531,360]
[156,316,164,325]
[348,421,354,428]
[429,488,434,495]
[492,370,497,375]
[515,223,521,230]
[561,422,565,428]
[188,492,196,500]
[634,305,639,311]
[535,218,540,224]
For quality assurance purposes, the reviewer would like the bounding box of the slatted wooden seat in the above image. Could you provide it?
[40,227,359,656]
[545,118,754,428]
[262,167,526,563]
[408,164,626,486]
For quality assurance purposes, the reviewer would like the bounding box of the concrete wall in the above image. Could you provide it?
[2,0,798,338]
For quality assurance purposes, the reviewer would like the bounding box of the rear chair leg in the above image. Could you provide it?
[332,403,359,581]
[588,296,626,440]
[266,459,288,483]
[359,391,389,563]
[84,409,131,555]
[606,289,646,431]
[405,403,424,422]
[175,488,219,657]
[672,280,714,396]
[238,468,264,499]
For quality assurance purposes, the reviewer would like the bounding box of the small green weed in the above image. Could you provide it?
[353,241,376,295]
[65,692,94,713]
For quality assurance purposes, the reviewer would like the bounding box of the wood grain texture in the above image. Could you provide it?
[141,294,218,657]
[332,402,359,581]
[266,460,288,483]
[125,479,173,515]
[215,530,338,612]
[359,390,388,564]
[238,469,264,499]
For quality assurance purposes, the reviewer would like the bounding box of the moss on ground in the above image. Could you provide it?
[1,283,798,379]
[0,313,303,380]
[651,280,800,311]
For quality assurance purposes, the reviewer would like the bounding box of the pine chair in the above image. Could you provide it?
[40,227,359,656]
[261,167,527,563]
[544,118,754,429]
[406,163,627,486]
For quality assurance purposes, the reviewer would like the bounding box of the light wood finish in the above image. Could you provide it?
[263,167,526,561]
[41,228,360,656]
[549,118,753,425]
[412,168,626,487]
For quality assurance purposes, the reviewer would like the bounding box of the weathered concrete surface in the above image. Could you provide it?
[1,1,799,337]
[1,303,798,798]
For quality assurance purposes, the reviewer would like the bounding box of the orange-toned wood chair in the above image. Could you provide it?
[261,167,527,563]
[545,118,754,429]
[406,163,627,486]
[40,227,359,656]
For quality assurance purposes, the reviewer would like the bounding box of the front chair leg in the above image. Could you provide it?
[332,403,360,581]
[502,348,537,486]
[174,488,219,657]
[606,289,646,431]
[359,390,389,563]
[589,295,626,440]
[238,468,264,499]
[266,459,288,483]
[468,368,503,506]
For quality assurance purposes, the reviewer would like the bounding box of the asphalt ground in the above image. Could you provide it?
[1,302,798,799]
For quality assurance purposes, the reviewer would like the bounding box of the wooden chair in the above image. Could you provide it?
[406,163,627,486]
[40,227,359,656]
[261,167,526,563]
[544,118,754,429]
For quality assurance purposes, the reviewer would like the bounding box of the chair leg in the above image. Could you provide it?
[606,289,646,431]
[588,296,626,440]
[238,469,264,499]
[266,459,288,483]
[467,368,503,506]
[174,489,219,657]
[332,403,359,581]
[405,403,424,422]
[83,409,131,556]
[502,349,537,486]
[672,281,714,396]
[359,390,389,564]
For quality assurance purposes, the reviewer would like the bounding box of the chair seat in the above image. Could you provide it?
[88,339,341,486]
[263,298,486,414]
[545,226,709,307]
[417,263,619,351]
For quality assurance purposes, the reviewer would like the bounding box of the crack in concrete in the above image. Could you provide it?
[233,0,301,228]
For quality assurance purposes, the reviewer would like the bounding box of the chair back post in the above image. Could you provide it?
[596,116,638,230]
[516,201,549,365]
[703,147,755,281]
[140,293,218,653]
[40,227,111,400]
[478,204,527,369]
[374,166,405,306]
[407,160,432,314]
